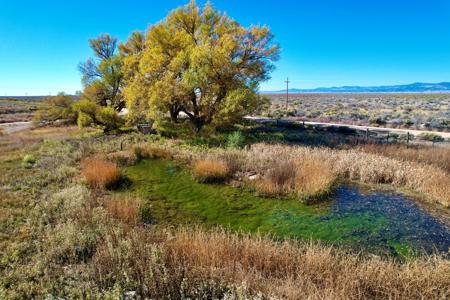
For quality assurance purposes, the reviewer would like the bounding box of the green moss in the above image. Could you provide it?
[386,241,419,259]
[120,159,393,250]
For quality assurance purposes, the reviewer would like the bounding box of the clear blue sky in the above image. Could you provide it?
[1,0,450,95]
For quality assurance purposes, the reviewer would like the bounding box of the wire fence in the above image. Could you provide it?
[249,117,450,146]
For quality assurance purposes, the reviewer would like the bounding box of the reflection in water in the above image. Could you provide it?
[328,186,450,254]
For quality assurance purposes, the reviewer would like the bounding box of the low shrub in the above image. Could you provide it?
[192,159,230,183]
[419,133,445,143]
[77,111,94,128]
[22,154,37,168]
[43,222,99,265]
[36,185,88,226]
[33,93,77,123]
[23,154,36,164]
[138,201,154,224]
[226,130,245,149]
[80,155,121,189]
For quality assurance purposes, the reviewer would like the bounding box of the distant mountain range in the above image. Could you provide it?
[2,82,450,98]
[263,82,450,93]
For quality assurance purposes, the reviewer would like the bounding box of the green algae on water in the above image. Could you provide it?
[119,159,450,257]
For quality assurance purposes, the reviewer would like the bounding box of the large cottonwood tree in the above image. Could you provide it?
[119,31,149,124]
[123,1,279,132]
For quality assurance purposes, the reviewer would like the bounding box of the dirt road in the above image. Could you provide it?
[0,121,32,134]
[246,117,450,139]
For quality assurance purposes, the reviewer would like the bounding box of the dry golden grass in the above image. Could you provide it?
[103,196,140,225]
[166,141,447,206]
[294,157,336,201]
[255,178,288,197]
[360,143,450,173]
[133,145,172,160]
[192,159,230,183]
[106,150,137,166]
[249,144,450,207]
[254,158,336,201]
[168,228,450,299]
[91,227,450,299]
[255,161,295,196]
[80,155,121,189]
[216,150,245,174]
[0,126,96,155]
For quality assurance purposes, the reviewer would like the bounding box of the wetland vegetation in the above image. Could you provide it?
[2,103,450,297]
[121,158,449,256]
[1,120,450,299]
[1,1,449,299]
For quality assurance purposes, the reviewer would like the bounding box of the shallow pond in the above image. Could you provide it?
[121,159,450,257]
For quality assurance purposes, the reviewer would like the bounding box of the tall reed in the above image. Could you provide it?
[248,144,450,207]
[91,226,450,299]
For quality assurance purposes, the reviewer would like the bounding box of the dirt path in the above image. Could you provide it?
[0,121,32,134]
[246,117,450,139]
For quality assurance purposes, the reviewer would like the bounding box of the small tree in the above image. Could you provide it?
[124,1,279,132]
[96,107,125,131]
[79,34,124,111]
[72,100,123,132]
[72,99,99,124]
[34,93,77,123]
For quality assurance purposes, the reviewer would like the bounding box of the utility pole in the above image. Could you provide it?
[284,77,290,111]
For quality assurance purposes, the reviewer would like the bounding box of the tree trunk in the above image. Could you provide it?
[169,106,180,123]
[181,107,205,133]
[186,115,205,133]
[115,100,126,112]
[192,118,204,133]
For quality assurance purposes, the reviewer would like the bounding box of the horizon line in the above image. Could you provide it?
[2,81,450,97]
